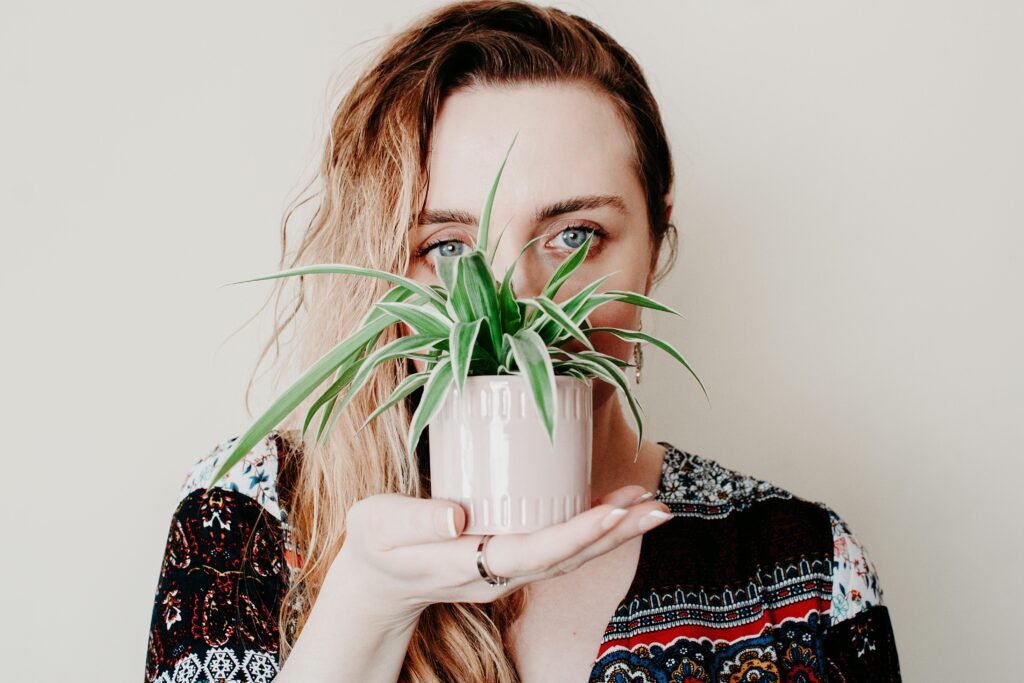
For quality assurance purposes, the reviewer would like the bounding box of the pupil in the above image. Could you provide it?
[564,228,588,248]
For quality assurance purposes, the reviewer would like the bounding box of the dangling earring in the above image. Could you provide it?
[633,318,644,384]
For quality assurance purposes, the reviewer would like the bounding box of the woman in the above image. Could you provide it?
[143,2,902,681]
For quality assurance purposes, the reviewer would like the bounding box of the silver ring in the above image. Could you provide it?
[475,535,509,586]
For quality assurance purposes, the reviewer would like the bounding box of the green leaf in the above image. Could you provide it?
[373,301,452,338]
[206,306,401,489]
[566,293,619,326]
[505,234,549,278]
[458,251,503,355]
[317,345,443,446]
[533,271,617,341]
[435,253,460,296]
[478,131,519,254]
[537,232,594,304]
[309,332,386,440]
[303,347,364,441]
[450,318,484,393]
[582,326,710,403]
[357,370,432,432]
[505,328,559,446]
[560,367,590,382]
[487,217,513,269]
[221,263,447,312]
[443,257,480,324]
[304,287,425,441]
[603,290,683,317]
[403,351,444,361]
[497,275,522,337]
[325,332,447,433]
[521,295,595,350]
[569,351,646,461]
[569,348,632,368]
[406,356,455,460]
[497,233,547,334]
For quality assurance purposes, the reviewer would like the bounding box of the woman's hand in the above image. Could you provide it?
[323,485,672,626]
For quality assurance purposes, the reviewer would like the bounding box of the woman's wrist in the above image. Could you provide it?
[277,560,424,683]
[321,551,427,628]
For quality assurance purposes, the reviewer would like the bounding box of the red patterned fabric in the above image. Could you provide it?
[144,430,901,682]
[588,452,902,682]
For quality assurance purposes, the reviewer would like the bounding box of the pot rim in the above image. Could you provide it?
[455,373,592,386]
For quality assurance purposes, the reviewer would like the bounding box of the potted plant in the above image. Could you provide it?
[206,132,708,534]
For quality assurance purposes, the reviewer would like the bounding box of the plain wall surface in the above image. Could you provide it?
[1,1,1020,680]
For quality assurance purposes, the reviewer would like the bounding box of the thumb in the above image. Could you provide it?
[355,494,467,549]
[432,500,466,541]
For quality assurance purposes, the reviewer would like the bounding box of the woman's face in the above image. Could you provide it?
[404,82,672,404]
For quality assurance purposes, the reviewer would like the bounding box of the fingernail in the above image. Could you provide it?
[445,507,458,538]
[631,491,654,505]
[638,509,673,532]
[601,507,628,530]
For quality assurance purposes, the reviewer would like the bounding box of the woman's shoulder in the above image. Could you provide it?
[815,499,887,620]
[654,441,800,515]
[177,428,302,523]
[654,441,886,622]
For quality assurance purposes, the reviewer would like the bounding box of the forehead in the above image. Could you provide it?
[423,82,639,214]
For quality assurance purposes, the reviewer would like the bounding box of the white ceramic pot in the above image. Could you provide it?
[428,374,593,534]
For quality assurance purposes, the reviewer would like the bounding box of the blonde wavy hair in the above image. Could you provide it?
[240,1,679,680]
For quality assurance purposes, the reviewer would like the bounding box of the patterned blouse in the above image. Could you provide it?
[143,430,902,682]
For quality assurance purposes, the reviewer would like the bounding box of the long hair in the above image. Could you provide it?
[242,2,679,680]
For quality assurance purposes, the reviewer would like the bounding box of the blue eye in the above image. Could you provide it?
[416,224,605,268]
[417,238,469,262]
[551,225,597,250]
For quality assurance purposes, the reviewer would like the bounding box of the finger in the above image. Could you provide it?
[592,484,653,509]
[350,493,466,550]
[395,494,657,589]
[528,501,673,581]
[480,501,636,579]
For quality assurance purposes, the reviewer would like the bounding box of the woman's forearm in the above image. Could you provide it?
[275,564,423,682]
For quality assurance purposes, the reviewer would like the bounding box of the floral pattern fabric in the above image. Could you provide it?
[144,432,901,682]
[144,434,293,683]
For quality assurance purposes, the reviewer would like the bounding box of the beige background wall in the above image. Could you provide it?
[2,1,1020,680]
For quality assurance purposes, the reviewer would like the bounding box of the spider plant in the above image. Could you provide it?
[206,131,708,489]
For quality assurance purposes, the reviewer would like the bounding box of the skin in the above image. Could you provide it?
[405,81,676,501]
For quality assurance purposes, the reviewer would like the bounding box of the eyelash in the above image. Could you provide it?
[416,224,607,263]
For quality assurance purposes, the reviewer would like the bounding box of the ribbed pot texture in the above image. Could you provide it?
[428,374,594,534]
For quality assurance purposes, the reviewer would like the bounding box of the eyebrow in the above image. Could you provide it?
[416,194,628,228]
